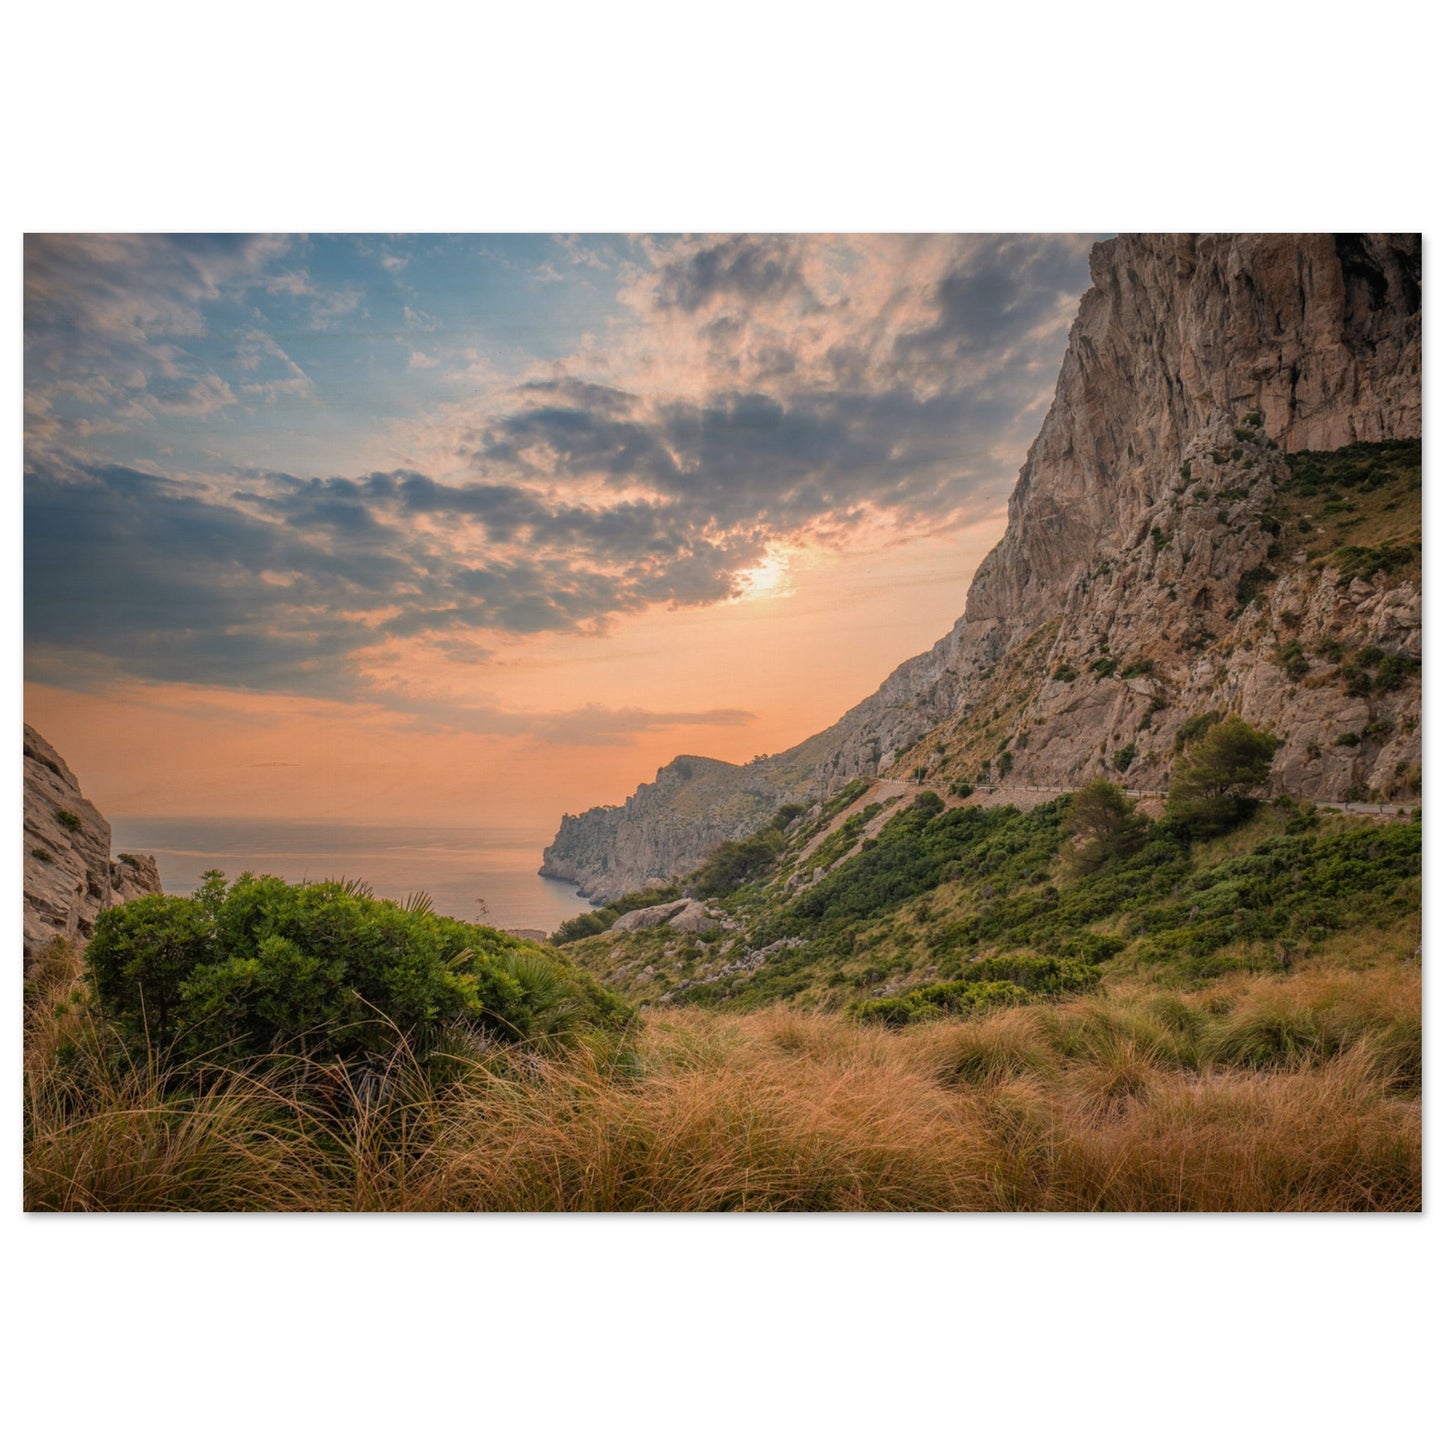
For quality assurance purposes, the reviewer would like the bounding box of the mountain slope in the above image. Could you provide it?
[542,234,1421,902]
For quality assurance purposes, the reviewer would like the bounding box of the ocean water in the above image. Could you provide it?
[109,817,596,936]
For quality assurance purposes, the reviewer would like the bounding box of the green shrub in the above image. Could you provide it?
[1374,653,1418,691]
[1332,542,1420,583]
[849,980,1033,1028]
[690,830,786,898]
[1275,642,1309,680]
[1235,564,1277,608]
[87,872,631,1070]
[55,809,82,833]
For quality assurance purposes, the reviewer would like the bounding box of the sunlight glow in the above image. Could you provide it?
[733,550,794,602]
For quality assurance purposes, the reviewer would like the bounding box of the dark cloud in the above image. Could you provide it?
[23,454,769,700]
[477,404,682,488]
[891,235,1090,368]
[650,235,813,314]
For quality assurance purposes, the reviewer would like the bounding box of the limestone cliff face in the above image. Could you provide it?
[962,233,1421,646]
[542,234,1422,901]
[23,725,162,960]
[541,755,785,901]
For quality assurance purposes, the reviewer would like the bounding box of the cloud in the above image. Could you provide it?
[24,234,295,441]
[528,704,756,747]
[648,235,812,314]
[24,232,1101,717]
[304,284,364,330]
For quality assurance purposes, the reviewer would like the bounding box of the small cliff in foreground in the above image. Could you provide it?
[23,725,162,961]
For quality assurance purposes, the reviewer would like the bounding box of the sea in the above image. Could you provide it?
[109,817,597,936]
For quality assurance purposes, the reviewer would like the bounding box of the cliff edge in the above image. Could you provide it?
[23,725,162,961]
[542,234,1422,902]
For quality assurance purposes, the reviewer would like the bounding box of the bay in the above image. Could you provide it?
[109,817,596,936]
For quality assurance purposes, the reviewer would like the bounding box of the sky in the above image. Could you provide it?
[24,233,1101,833]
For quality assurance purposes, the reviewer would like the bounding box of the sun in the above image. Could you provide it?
[733,550,793,602]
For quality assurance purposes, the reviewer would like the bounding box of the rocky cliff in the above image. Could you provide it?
[542,234,1422,901]
[23,725,162,961]
[542,755,787,902]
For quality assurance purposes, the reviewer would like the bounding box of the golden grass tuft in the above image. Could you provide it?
[24,942,1420,1212]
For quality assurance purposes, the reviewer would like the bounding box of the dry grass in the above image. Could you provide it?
[24,942,1420,1212]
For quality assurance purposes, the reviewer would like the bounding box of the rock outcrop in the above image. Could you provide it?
[23,725,162,960]
[543,234,1422,900]
[609,898,724,934]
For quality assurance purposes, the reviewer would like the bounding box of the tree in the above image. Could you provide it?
[1165,716,1281,837]
[1062,777,1146,875]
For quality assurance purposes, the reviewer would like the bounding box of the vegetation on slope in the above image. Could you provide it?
[558,740,1418,1017]
[1273,437,1422,585]
[22,696,1420,1214]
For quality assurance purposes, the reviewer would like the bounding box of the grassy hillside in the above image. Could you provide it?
[557,786,1419,1015]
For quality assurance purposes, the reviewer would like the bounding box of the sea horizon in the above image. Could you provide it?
[109,815,596,935]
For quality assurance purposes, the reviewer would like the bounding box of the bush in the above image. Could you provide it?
[55,809,82,833]
[849,980,1033,1028]
[87,872,631,1071]
[1373,653,1418,691]
[913,790,946,820]
[1275,642,1309,680]
[1235,564,1277,608]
